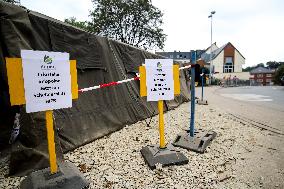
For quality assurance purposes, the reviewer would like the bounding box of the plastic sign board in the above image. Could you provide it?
[21,50,72,113]
[145,59,174,101]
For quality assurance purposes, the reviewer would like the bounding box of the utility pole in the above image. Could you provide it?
[208,11,216,84]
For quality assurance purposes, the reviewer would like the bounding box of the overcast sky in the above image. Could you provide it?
[21,0,284,67]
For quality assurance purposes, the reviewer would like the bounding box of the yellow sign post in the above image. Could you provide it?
[139,61,188,169]
[158,100,165,148]
[7,55,89,189]
[45,110,57,173]
[139,64,180,148]
[6,57,78,174]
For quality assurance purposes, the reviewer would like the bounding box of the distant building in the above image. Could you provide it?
[200,42,245,73]
[156,50,204,63]
[249,67,275,86]
[156,42,245,74]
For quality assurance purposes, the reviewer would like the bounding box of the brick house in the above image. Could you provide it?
[249,67,275,86]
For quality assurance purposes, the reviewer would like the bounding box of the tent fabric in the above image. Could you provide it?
[0,2,190,176]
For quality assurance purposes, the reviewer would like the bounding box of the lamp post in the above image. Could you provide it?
[208,11,215,84]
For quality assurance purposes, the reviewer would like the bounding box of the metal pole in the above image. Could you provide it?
[201,68,204,101]
[210,15,212,85]
[209,11,215,85]
[190,52,196,137]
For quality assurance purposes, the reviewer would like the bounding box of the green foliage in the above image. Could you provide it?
[65,0,166,50]
[64,17,90,31]
[266,61,284,69]
[211,78,220,85]
[2,0,20,4]
[242,66,253,72]
[273,64,284,85]
[256,63,265,67]
[242,61,284,72]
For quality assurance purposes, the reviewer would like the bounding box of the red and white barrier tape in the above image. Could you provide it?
[79,77,140,92]
[78,65,191,93]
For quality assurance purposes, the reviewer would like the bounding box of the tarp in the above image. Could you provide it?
[0,2,190,176]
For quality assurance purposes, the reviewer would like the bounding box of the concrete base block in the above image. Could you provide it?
[172,129,217,153]
[140,144,188,170]
[196,99,208,105]
[20,162,89,189]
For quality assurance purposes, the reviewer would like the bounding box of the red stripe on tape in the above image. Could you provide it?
[100,81,119,88]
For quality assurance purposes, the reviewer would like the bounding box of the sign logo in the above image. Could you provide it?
[44,55,53,64]
[157,62,162,68]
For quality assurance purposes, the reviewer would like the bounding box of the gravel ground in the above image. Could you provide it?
[1,102,283,188]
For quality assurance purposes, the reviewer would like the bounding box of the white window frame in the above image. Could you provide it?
[224,65,234,73]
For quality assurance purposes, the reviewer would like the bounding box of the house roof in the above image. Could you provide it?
[250,67,275,74]
[203,42,217,53]
[201,42,245,63]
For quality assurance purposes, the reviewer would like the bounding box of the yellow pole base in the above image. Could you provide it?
[158,100,166,149]
[46,110,58,174]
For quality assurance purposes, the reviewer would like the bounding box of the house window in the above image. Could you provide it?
[224,66,234,73]
[266,79,271,82]
[257,74,263,78]
[266,74,272,77]
[170,55,173,58]
[257,79,263,82]
[225,57,233,65]
[224,57,234,73]
[176,55,179,58]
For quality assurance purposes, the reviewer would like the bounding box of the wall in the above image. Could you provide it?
[214,72,250,80]
[212,51,224,73]
[251,73,274,85]
[234,49,245,72]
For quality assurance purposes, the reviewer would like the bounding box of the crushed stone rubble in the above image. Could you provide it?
[0,102,280,188]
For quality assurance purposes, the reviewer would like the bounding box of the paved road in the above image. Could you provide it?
[196,86,284,133]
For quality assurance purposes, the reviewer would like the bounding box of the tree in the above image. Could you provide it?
[64,17,90,31]
[242,65,257,72]
[2,0,21,4]
[266,61,279,69]
[65,0,166,50]
[266,61,284,69]
[243,61,284,72]
[256,63,265,67]
[273,64,284,85]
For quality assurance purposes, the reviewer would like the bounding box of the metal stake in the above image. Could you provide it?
[190,52,196,137]
[201,68,204,101]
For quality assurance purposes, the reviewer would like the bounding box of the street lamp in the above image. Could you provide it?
[208,11,216,84]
